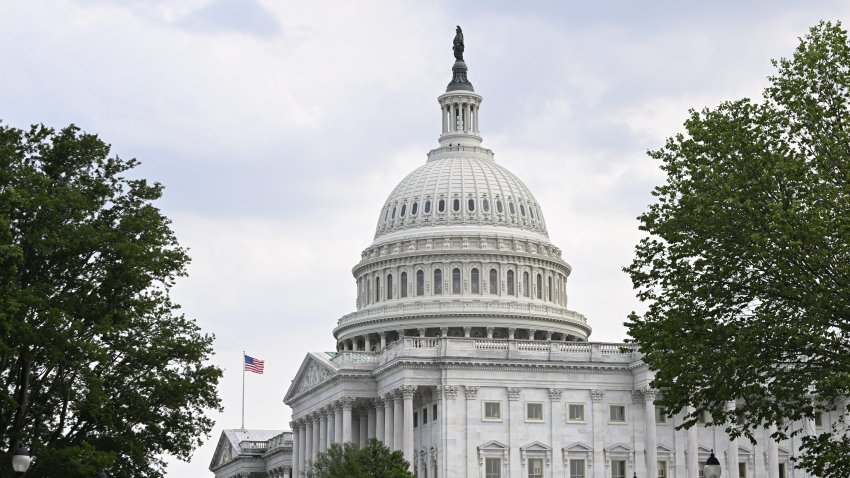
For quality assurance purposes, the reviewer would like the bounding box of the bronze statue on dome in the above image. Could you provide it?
[453,26,464,61]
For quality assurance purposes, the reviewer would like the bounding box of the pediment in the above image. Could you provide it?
[284,352,339,402]
[605,443,633,453]
[479,440,509,451]
[738,445,753,455]
[657,445,673,454]
[521,441,552,452]
[209,432,237,470]
[563,442,593,453]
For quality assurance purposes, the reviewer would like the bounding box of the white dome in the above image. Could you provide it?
[374,152,548,241]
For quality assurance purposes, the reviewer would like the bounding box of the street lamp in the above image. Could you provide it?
[11,447,32,475]
[704,450,721,478]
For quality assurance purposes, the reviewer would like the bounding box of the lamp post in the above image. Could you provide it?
[11,447,32,475]
[704,450,721,478]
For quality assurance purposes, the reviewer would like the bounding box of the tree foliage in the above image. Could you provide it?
[626,20,850,477]
[306,439,414,478]
[0,124,222,477]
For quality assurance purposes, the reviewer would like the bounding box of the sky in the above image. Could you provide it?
[2,1,849,476]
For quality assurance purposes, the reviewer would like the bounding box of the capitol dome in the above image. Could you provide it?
[332,50,591,349]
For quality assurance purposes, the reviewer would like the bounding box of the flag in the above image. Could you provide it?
[244,355,265,374]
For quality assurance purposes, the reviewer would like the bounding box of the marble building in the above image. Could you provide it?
[280,31,819,478]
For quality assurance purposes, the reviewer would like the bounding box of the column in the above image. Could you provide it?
[644,390,658,478]
[368,402,377,439]
[326,405,335,448]
[402,385,417,472]
[365,334,371,352]
[380,332,386,350]
[342,397,354,443]
[393,389,404,451]
[463,326,471,338]
[385,392,395,448]
[319,410,328,453]
[591,390,606,478]
[334,401,343,444]
[486,327,493,339]
[727,401,739,478]
[304,416,313,468]
[767,424,779,478]
[376,398,386,443]
[449,103,456,132]
[687,406,698,478]
[359,408,368,446]
[290,421,299,478]
[312,413,321,461]
[298,419,307,475]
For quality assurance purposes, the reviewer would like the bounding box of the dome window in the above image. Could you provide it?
[507,270,515,295]
[496,199,504,213]
[387,273,393,299]
[452,268,461,294]
[438,199,446,213]
[375,276,381,302]
[489,269,498,295]
[424,200,431,213]
[401,272,408,298]
[523,271,530,297]
[509,201,516,215]
[411,202,418,215]
[391,206,397,219]
[467,198,475,211]
[452,199,460,212]
[384,208,390,222]
[471,268,480,294]
[529,206,535,219]
[434,269,443,295]
[400,204,406,217]
[520,204,526,217]
[482,198,490,212]
[416,270,425,296]
[536,274,542,299]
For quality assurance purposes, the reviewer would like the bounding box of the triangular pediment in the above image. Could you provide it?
[606,443,633,453]
[738,445,753,455]
[209,432,237,470]
[521,441,552,452]
[657,445,673,454]
[284,352,339,402]
[479,440,509,451]
[564,442,593,453]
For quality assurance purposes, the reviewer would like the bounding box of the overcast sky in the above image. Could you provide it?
[2,1,849,476]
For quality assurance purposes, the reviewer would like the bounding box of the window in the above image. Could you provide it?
[452,268,461,294]
[697,411,708,424]
[609,405,626,423]
[523,271,530,297]
[738,463,747,478]
[468,198,475,211]
[570,460,585,478]
[658,461,667,478]
[387,274,393,299]
[401,272,408,298]
[507,270,515,295]
[496,199,503,213]
[611,460,626,478]
[489,269,498,294]
[400,204,406,217]
[423,407,428,423]
[411,202,418,215]
[655,406,666,424]
[698,462,706,478]
[509,201,516,214]
[375,277,381,302]
[526,402,544,421]
[568,404,585,422]
[520,204,526,216]
[391,206,396,218]
[483,198,490,212]
[452,198,460,212]
[485,458,501,478]
[484,401,501,420]
[438,199,445,212]
[434,269,443,295]
[471,268,480,294]
[528,458,543,478]
[416,270,424,296]
[779,463,787,478]
[413,412,418,427]
[529,206,535,219]
[815,412,823,427]
[547,276,552,301]
[536,274,542,299]
[433,404,438,421]
[424,199,432,213]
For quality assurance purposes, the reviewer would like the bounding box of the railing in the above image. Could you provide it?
[265,432,293,451]
[239,440,268,453]
[515,341,550,351]
[475,340,509,350]
[406,337,440,349]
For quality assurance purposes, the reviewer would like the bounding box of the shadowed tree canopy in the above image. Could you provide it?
[625,21,850,478]
[0,124,222,477]
[306,439,414,478]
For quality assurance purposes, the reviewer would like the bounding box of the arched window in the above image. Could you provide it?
[496,199,504,213]
[424,200,432,213]
[401,271,408,298]
[548,276,553,301]
[400,204,406,217]
[482,198,490,212]
[452,268,461,294]
[529,206,535,219]
[416,270,424,296]
[384,208,390,222]
[434,269,443,295]
[467,198,475,211]
[375,276,381,302]
[391,206,396,218]
[367,279,372,304]
[411,202,418,215]
[387,273,393,299]
[438,199,446,212]
[523,271,530,298]
[489,269,498,295]
[507,270,515,295]
[520,204,526,216]
[452,198,460,212]
[471,268,480,294]
[536,274,542,299]
[509,201,516,215]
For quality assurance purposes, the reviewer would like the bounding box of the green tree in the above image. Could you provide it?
[307,439,414,478]
[625,21,850,477]
[0,124,222,477]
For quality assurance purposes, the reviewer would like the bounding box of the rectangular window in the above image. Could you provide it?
[779,463,787,478]
[570,460,585,478]
[485,457,501,478]
[568,404,585,422]
[484,401,501,420]
[413,412,418,428]
[655,406,667,423]
[422,407,428,423]
[528,458,543,478]
[433,403,438,421]
[609,405,626,423]
[739,463,747,478]
[658,461,667,478]
[611,460,626,478]
[697,411,708,424]
[526,402,544,421]
[698,461,706,478]
[815,412,823,427]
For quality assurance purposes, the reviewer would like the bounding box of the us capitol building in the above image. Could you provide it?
[210,29,817,478]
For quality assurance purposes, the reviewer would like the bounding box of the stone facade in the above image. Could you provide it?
[209,429,293,478]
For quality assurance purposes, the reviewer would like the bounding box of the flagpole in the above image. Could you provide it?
[241,350,245,429]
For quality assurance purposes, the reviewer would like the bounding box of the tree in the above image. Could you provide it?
[306,439,414,478]
[0,124,222,477]
[625,21,850,477]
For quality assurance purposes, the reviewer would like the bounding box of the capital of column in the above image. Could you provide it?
[528,329,537,340]
[507,387,521,401]
[401,385,418,400]
[397,329,405,338]
[465,386,479,400]
[379,331,386,337]
[508,328,516,339]
[340,396,355,410]
[289,420,297,430]
[418,328,427,337]
[591,389,605,402]
[375,397,386,410]
[305,414,314,424]
[548,388,563,401]
[357,406,369,418]
[643,388,658,402]
[440,327,449,337]
[384,392,395,403]
[444,385,459,400]
[317,408,327,418]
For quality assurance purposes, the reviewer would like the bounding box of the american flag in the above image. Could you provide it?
[244,355,265,374]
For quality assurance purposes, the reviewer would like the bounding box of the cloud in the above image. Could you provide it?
[178,0,282,38]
